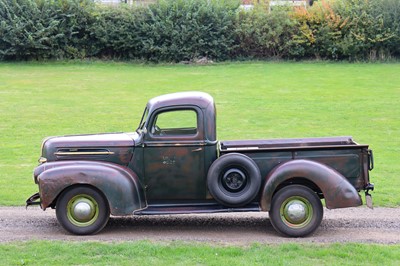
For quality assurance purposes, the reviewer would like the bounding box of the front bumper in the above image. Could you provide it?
[26,192,41,208]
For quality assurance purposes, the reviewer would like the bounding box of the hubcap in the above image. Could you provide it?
[67,195,99,227]
[280,196,313,228]
[222,169,247,191]
[73,202,93,221]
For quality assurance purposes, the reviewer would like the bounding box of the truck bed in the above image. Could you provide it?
[220,136,367,151]
[220,136,370,191]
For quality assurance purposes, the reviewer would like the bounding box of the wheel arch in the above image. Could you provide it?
[37,161,146,215]
[52,183,109,211]
[260,159,362,211]
[273,177,323,198]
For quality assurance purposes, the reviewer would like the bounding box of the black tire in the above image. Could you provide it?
[56,186,110,235]
[269,185,323,237]
[207,153,261,207]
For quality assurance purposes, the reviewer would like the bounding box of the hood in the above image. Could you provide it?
[41,133,136,165]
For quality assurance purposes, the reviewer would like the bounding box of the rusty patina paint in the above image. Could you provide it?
[221,136,370,209]
[30,91,373,217]
[42,133,135,166]
[35,161,146,215]
[138,92,218,201]
[33,92,219,210]
[144,92,217,143]
[143,145,206,200]
[259,159,362,211]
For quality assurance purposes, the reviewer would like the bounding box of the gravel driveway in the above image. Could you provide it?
[1,206,400,244]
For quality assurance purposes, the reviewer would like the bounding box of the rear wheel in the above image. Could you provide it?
[56,186,110,235]
[269,185,323,237]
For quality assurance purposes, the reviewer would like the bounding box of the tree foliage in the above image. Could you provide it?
[0,0,399,61]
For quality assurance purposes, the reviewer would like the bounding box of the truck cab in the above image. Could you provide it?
[135,92,218,201]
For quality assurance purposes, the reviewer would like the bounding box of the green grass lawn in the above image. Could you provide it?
[1,241,399,266]
[0,61,399,206]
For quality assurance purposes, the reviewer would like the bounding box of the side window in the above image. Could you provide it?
[151,109,198,136]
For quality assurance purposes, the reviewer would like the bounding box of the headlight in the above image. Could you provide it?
[38,157,47,164]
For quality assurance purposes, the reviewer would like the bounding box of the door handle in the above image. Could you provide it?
[192,148,203,152]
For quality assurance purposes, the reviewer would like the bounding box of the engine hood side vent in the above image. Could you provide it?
[55,148,115,157]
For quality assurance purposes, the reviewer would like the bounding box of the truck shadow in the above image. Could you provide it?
[105,213,276,234]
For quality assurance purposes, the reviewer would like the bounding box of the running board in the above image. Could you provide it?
[134,202,261,215]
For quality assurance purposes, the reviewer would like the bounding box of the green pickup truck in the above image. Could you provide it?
[27,92,374,237]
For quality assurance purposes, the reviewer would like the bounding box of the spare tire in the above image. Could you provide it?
[207,153,262,207]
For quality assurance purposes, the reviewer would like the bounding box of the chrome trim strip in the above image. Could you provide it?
[226,147,260,151]
[55,151,115,156]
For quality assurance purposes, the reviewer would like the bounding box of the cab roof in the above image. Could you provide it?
[147,91,214,112]
[145,91,217,142]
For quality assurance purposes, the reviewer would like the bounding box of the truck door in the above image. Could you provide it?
[143,107,206,201]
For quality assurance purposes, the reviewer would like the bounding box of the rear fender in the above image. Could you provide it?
[36,161,146,215]
[260,159,362,211]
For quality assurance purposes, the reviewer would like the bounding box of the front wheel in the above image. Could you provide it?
[56,186,110,235]
[269,185,323,237]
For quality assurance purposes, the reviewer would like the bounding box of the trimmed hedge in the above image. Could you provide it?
[90,5,145,59]
[0,0,96,60]
[136,0,238,62]
[234,6,301,59]
[292,0,399,60]
[1,0,399,61]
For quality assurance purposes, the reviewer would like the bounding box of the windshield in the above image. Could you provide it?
[136,107,149,133]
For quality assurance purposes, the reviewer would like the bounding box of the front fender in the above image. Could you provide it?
[260,159,362,211]
[36,161,146,215]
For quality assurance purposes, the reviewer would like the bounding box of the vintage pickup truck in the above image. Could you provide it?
[27,92,374,237]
